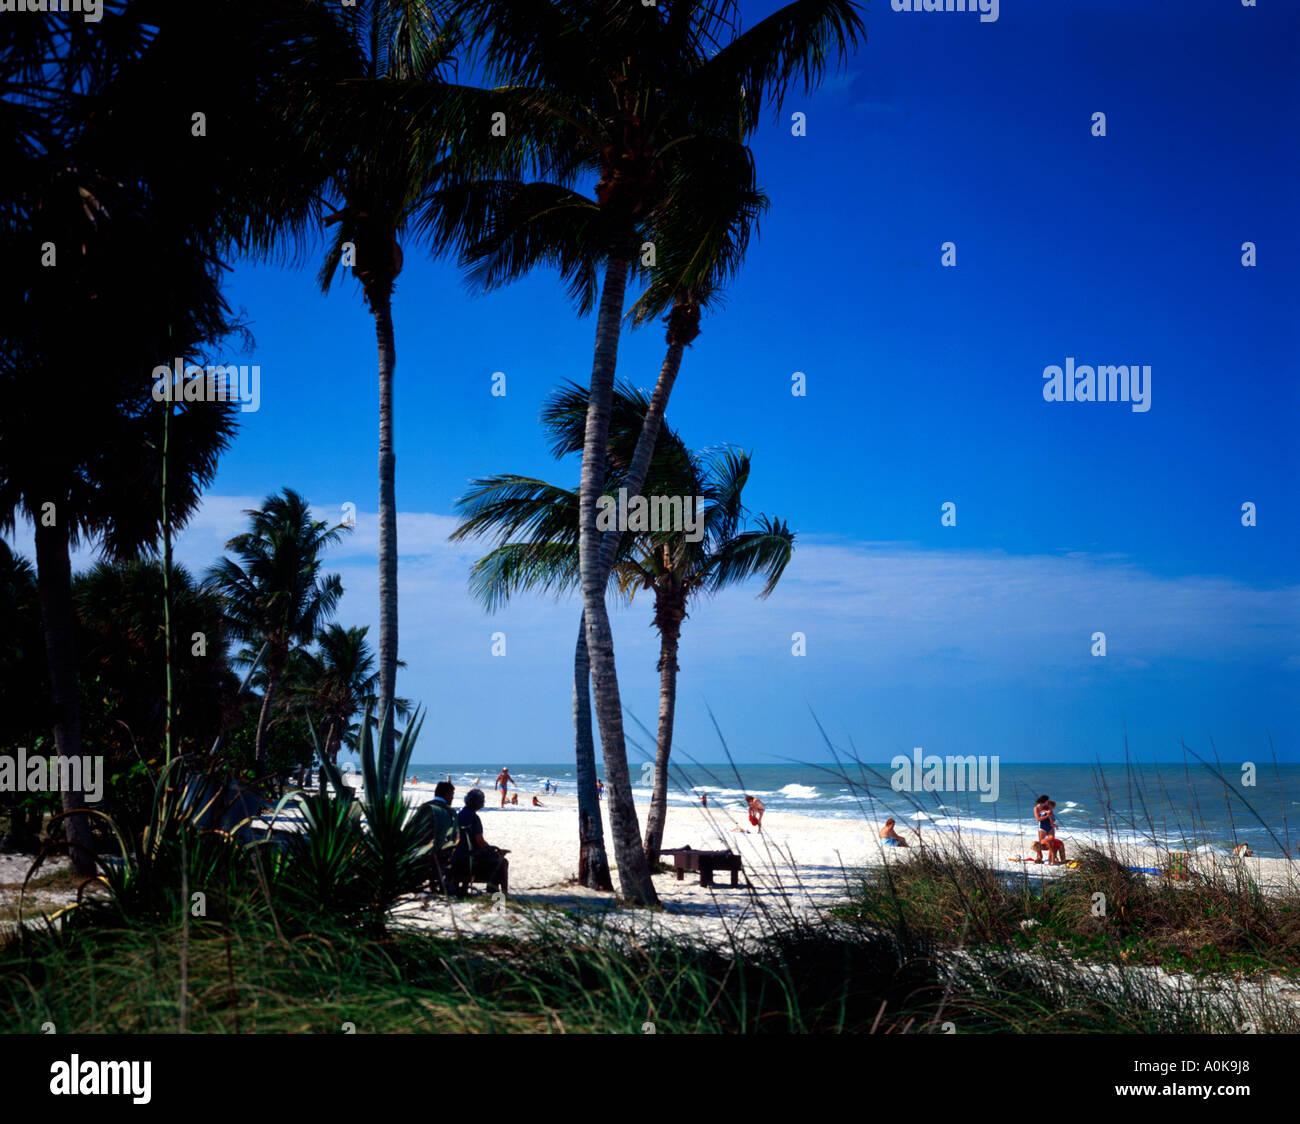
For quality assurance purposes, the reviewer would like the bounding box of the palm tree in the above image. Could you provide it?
[288,2,477,781]
[452,386,685,889]
[620,450,794,864]
[453,386,794,867]
[73,560,236,759]
[284,624,409,794]
[426,0,862,903]
[0,542,48,851]
[205,490,348,780]
[0,2,365,876]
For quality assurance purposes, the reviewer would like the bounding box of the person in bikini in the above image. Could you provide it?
[744,795,765,833]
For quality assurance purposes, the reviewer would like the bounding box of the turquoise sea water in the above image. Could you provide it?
[401,760,1300,858]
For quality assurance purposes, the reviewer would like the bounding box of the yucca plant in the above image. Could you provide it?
[355,703,431,925]
[274,704,430,930]
[22,757,263,931]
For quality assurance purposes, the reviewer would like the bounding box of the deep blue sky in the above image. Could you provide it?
[12,0,1298,766]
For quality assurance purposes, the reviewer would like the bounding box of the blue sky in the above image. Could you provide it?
[10,0,1299,766]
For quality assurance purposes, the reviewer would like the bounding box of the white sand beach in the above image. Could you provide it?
[380,781,1300,944]
[5,780,1296,946]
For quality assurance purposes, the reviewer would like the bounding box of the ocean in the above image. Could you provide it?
[400,759,1300,858]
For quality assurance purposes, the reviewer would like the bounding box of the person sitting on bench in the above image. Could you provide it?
[414,781,459,893]
[452,788,509,896]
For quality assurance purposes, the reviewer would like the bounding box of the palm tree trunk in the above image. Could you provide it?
[374,293,399,781]
[253,662,281,779]
[33,517,97,877]
[643,602,683,866]
[320,722,342,797]
[571,331,684,894]
[573,611,613,890]
[595,328,689,578]
[579,242,659,906]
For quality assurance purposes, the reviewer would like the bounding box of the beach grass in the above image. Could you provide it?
[4,877,1291,1034]
[839,841,1300,979]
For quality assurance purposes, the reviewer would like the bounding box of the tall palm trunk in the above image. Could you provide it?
[373,292,399,780]
[572,300,694,892]
[33,517,97,877]
[595,302,696,579]
[253,659,282,779]
[574,611,613,889]
[644,590,685,865]
[579,243,659,906]
[594,305,694,874]
[573,337,683,891]
[320,720,342,796]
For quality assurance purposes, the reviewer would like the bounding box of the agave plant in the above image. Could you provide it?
[274,703,430,929]
[22,756,264,931]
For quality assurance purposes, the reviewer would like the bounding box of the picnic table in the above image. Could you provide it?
[660,846,745,888]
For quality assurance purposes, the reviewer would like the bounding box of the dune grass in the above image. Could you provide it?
[4,877,1292,1035]
[838,842,1300,978]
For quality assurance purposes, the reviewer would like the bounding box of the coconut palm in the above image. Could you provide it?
[283,624,410,794]
[451,384,690,888]
[423,0,861,903]
[280,2,478,781]
[205,490,348,780]
[453,385,794,867]
[424,91,768,895]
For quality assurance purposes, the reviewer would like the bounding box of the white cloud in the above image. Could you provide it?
[7,498,1298,697]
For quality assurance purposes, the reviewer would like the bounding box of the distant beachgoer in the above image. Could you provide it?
[878,818,909,848]
[1034,795,1056,841]
[596,779,605,801]
[532,795,543,807]
[510,792,519,805]
[410,775,418,785]
[1233,843,1253,857]
[701,792,708,808]
[745,795,765,833]
[496,766,515,808]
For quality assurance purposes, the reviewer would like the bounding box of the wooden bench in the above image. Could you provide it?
[661,847,745,888]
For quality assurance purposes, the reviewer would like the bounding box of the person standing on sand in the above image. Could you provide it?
[701,792,708,808]
[745,795,765,833]
[1034,794,1056,842]
[596,778,604,800]
[496,766,515,808]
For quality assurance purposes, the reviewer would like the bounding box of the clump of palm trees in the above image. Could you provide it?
[2,1,863,897]
[453,384,795,871]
